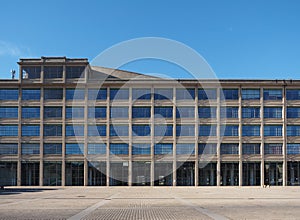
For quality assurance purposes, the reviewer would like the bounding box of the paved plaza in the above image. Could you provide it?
[0,186,300,219]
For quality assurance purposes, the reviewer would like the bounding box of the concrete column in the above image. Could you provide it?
[128,87,132,186]
[172,87,177,186]
[195,86,199,186]
[260,87,265,187]
[238,86,243,186]
[106,87,110,186]
[282,85,287,186]
[61,86,66,186]
[83,86,88,186]
[150,86,154,186]
[17,86,22,186]
[217,87,221,186]
[39,86,44,186]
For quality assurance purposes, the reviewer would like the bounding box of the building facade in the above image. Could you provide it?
[1,56,300,187]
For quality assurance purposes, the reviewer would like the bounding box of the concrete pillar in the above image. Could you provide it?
[282,86,287,186]
[61,86,66,186]
[217,87,221,186]
[128,87,132,186]
[260,87,264,187]
[172,87,177,186]
[150,86,154,186]
[195,86,199,186]
[17,86,22,186]
[106,87,110,186]
[84,86,88,186]
[238,86,243,186]
[39,86,44,186]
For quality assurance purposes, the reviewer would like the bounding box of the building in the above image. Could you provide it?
[0,56,300,187]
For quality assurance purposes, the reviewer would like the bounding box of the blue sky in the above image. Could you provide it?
[0,0,300,79]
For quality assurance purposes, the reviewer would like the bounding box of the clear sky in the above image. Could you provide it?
[0,0,300,79]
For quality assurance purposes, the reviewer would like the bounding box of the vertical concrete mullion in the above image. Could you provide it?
[106,87,110,186]
[150,86,154,186]
[83,86,88,186]
[283,86,287,186]
[61,86,66,186]
[128,87,132,186]
[39,85,44,186]
[195,86,199,187]
[217,87,221,186]
[172,87,177,186]
[17,85,22,186]
[238,86,243,186]
[260,87,264,187]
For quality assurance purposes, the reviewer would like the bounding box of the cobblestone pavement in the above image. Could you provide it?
[0,187,300,219]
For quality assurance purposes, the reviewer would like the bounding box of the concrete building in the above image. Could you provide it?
[0,56,300,187]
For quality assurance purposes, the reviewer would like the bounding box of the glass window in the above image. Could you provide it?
[22,66,41,79]
[44,107,62,118]
[198,88,217,100]
[0,89,18,100]
[242,144,260,154]
[110,143,128,155]
[287,89,300,100]
[199,125,217,136]
[176,125,194,136]
[22,89,40,100]
[221,125,239,136]
[220,107,238,118]
[176,107,195,118]
[287,144,300,154]
[132,88,151,100]
[198,107,217,118]
[241,89,260,100]
[287,125,300,136]
[132,143,151,155]
[44,143,62,154]
[21,144,40,154]
[221,143,239,154]
[154,107,173,118]
[264,125,282,136]
[66,89,85,100]
[198,143,217,155]
[264,144,282,154]
[154,124,173,136]
[88,143,106,154]
[22,125,40,136]
[176,88,195,100]
[22,107,40,118]
[132,125,151,136]
[0,125,18,136]
[65,125,84,136]
[264,107,282,118]
[242,125,260,136]
[66,143,84,155]
[221,89,239,100]
[110,125,128,136]
[287,107,300,118]
[154,88,173,100]
[110,107,128,118]
[88,125,106,136]
[242,107,260,118]
[263,89,282,100]
[66,66,85,78]
[132,107,151,118]
[0,107,18,118]
[0,143,18,154]
[154,143,173,155]
[176,143,195,155]
[110,88,129,100]
[44,125,62,136]
[44,89,63,100]
[88,107,106,118]
[88,89,107,100]
[44,66,63,79]
[66,107,84,119]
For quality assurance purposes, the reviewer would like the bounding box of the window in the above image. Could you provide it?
[198,107,217,118]
[198,88,217,100]
[44,107,62,118]
[264,107,282,118]
[264,125,282,136]
[0,143,18,154]
[88,89,107,100]
[176,125,194,136]
[44,66,63,79]
[154,125,173,136]
[263,89,282,100]
[132,88,151,100]
[22,89,40,100]
[66,107,84,119]
[22,125,40,136]
[22,66,41,79]
[287,89,300,100]
[154,88,173,100]
[44,125,62,136]
[44,89,63,100]
[132,107,151,118]
[221,125,239,136]
[110,143,128,155]
[287,107,300,118]
[221,89,238,100]
[242,144,260,154]
[287,144,300,154]
[176,143,195,155]
[0,125,18,136]
[66,143,84,155]
[287,125,300,136]
[242,107,260,118]
[132,144,151,155]
[220,107,238,118]
[199,125,216,136]
[110,125,128,136]
[21,144,40,154]
[66,66,85,78]
[198,143,217,155]
[110,107,128,118]
[264,144,282,154]
[0,89,18,100]
[44,143,62,154]
[132,125,151,136]
[88,125,106,136]
[88,143,106,154]
[110,88,129,100]
[176,88,195,100]
[22,107,40,118]
[221,143,239,154]
[66,89,85,100]
[241,89,260,100]
[0,107,18,118]
[242,125,260,136]
[88,107,106,118]
[154,107,173,118]
[65,125,84,136]
[176,107,195,118]
[154,143,173,155]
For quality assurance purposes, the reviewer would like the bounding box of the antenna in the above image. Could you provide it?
[11,69,16,79]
